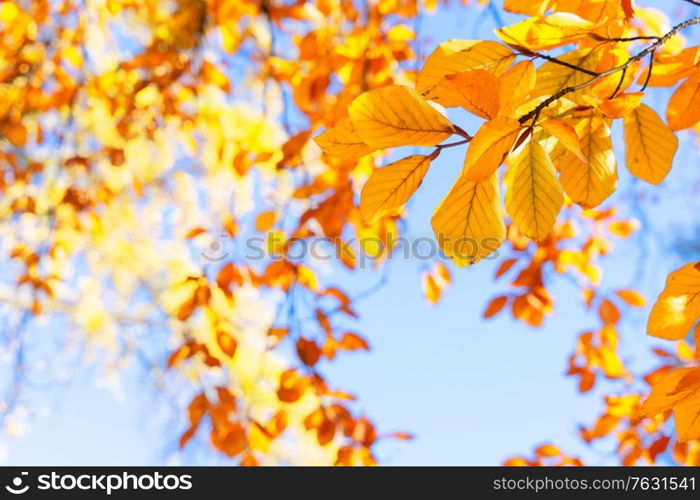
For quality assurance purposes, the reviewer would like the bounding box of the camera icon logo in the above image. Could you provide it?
[5,472,29,494]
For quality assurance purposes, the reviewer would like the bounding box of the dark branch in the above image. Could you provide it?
[518,17,700,125]
[641,50,655,91]
[525,51,600,77]
[610,67,627,99]
[589,34,661,42]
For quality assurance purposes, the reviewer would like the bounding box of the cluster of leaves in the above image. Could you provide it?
[4,0,700,467]
[0,0,443,465]
[316,0,700,465]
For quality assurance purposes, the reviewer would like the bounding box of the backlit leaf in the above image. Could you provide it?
[417,40,515,96]
[666,71,700,131]
[624,104,678,185]
[349,85,455,148]
[648,262,700,340]
[497,60,537,117]
[431,172,505,266]
[539,119,586,162]
[360,155,432,224]
[314,119,375,160]
[462,117,523,181]
[505,140,564,241]
[557,116,617,209]
[496,13,603,51]
[427,70,500,118]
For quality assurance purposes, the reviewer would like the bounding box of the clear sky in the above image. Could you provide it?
[4,0,700,466]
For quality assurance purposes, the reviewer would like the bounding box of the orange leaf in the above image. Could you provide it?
[462,117,522,181]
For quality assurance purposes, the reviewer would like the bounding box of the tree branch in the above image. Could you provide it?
[525,50,600,77]
[518,17,700,125]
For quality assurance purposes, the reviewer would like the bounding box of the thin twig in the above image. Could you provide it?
[610,66,627,99]
[589,34,661,42]
[641,50,655,91]
[524,50,600,77]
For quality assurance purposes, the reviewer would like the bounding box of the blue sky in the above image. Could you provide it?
[4,0,700,466]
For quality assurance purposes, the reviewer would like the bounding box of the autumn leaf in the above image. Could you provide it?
[462,117,523,181]
[416,40,515,96]
[648,262,700,340]
[640,367,700,441]
[497,60,537,117]
[505,140,563,241]
[314,119,375,160]
[427,70,500,118]
[348,85,455,148]
[557,115,617,209]
[360,155,432,224]
[666,71,700,131]
[616,289,646,307]
[255,210,276,231]
[496,13,603,51]
[624,104,678,185]
[432,172,505,266]
[539,119,586,162]
[531,48,601,101]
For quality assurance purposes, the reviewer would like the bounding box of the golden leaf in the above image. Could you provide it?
[539,118,586,162]
[360,154,432,224]
[531,48,601,101]
[416,40,515,96]
[314,119,375,160]
[666,71,700,131]
[431,172,505,266]
[557,116,617,209]
[498,60,537,117]
[624,104,678,185]
[348,85,454,148]
[427,70,500,118]
[496,13,603,51]
[462,117,522,181]
[648,262,700,340]
[505,140,564,241]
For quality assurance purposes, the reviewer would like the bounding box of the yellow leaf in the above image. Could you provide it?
[503,0,551,15]
[421,272,442,304]
[496,13,603,51]
[314,119,374,160]
[666,71,700,131]
[255,211,276,231]
[360,155,432,224]
[462,117,522,181]
[616,289,646,307]
[348,86,454,149]
[640,367,695,417]
[624,104,678,185]
[557,116,617,209]
[596,92,643,119]
[639,366,700,441]
[647,262,700,340]
[640,48,700,88]
[539,119,586,162]
[416,40,515,96]
[431,172,505,266]
[590,48,638,99]
[497,60,536,117]
[427,70,500,118]
[531,48,601,101]
[505,140,563,241]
